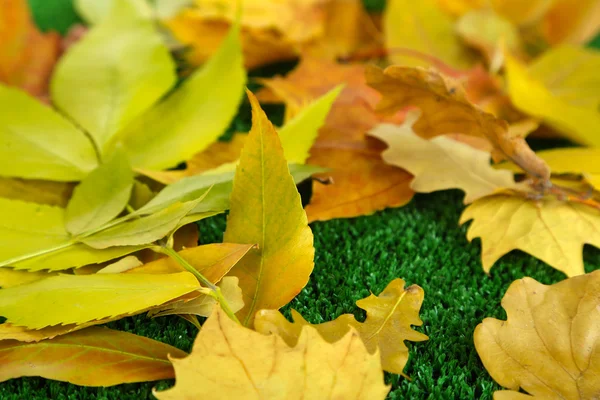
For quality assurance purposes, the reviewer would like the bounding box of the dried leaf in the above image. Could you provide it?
[0,86,97,181]
[0,0,60,98]
[369,111,517,204]
[384,0,472,68]
[504,47,600,147]
[223,91,314,327]
[474,271,600,398]
[0,326,186,386]
[0,272,199,329]
[255,278,428,375]
[52,0,176,154]
[460,193,600,276]
[153,307,390,400]
[366,64,551,181]
[65,149,134,235]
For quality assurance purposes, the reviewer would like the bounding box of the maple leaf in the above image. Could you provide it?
[460,193,600,277]
[0,326,187,386]
[153,307,390,400]
[366,64,551,182]
[369,111,518,204]
[0,0,60,98]
[223,91,315,327]
[259,57,414,222]
[255,278,428,376]
[504,47,600,147]
[474,271,600,398]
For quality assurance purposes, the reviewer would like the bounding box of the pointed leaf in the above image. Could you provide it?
[0,86,97,181]
[153,307,390,400]
[223,92,314,327]
[255,278,428,375]
[0,272,199,329]
[0,326,186,386]
[66,149,134,235]
[116,22,245,170]
[0,268,56,288]
[52,0,176,153]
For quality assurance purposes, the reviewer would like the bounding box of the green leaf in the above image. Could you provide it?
[279,85,343,164]
[115,22,246,170]
[66,149,134,235]
[0,86,97,181]
[82,200,201,249]
[0,272,200,329]
[52,0,176,155]
[75,0,152,24]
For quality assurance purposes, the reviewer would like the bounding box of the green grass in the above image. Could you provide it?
[2,1,600,399]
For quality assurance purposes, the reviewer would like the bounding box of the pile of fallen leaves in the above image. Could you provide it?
[1,0,599,398]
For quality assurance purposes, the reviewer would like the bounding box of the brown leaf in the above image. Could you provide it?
[0,326,186,386]
[0,177,73,207]
[474,271,600,398]
[153,307,390,400]
[365,65,551,181]
[0,0,60,98]
[259,58,414,222]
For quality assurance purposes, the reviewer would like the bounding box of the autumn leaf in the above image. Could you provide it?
[527,148,600,189]
[75,0,153,25]
[259,58,414,222]
[0,272,200,329]
[474,270,600,398]
[369,111,517,204]
[222,91,314,327]
[460,193,600,276]
[153,307,390,400]
[0,177,73,207]
[0,326,186,386]
[0,0,60,98]
[0,268,57,289]
[366,64,551,182]
[255,278,428,376]
[504,47,600,147]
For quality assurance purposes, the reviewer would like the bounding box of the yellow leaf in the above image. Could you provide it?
[52,0,176,154]
[384,0,472,69]
[490,0,554,25]
[0,272,200,329]
[148,276,244,318]
[0,268,57,288]
[504,49,600,147]
[460,193,600,276]
[223,91,314,327]
[369,112,517,204]
[0,177,73,207]
[437,0,484,17]
[474,271,600,398]
[255,278,428,376]
[97,255,142,274]
[366,64,551,181]
[0,326,187,386]
[541,0,600,45]
[153,307,390,400]
[115,21,245,171]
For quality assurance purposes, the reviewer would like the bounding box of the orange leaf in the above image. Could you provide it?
[0,326,186,386]
[0,0,60,98]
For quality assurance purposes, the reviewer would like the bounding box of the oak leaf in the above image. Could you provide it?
[153,307,390,400]
[460,193,600,276]
[474,270,600,398]
[0,326,187,386]
[259,58,414,222]
[255,278,428,376]
[0,0,60,98]
[369,111,517,204]
[223,91,315,327]
[366,64,551,182]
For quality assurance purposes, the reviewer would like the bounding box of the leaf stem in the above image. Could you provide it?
[0,240,76,268]
[155,245,241,324]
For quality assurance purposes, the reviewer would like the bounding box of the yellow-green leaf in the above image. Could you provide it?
[384,0,471,69]
[75,0,152,24]
[52,0,176,154]
[0,326,186,386]
[255,278,428,376]
[0,268,56,288]
[505,48,600,146]
[0,272,199,329]
[115,22,245,170]
[66,149,134,235]
[0,85,97,181]
[223,91,314,327]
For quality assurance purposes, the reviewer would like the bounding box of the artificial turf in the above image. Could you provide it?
[3,1,600,399]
